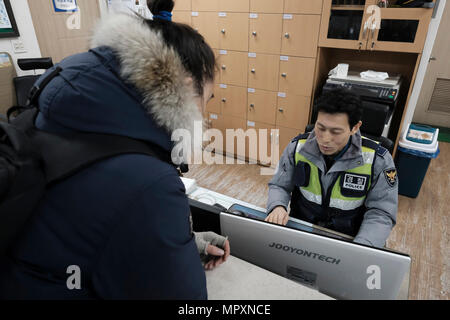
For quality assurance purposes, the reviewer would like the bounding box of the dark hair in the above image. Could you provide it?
[313,87,363,129]
[145,0,216,96]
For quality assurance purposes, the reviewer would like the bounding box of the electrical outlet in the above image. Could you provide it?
[11,40,27,54]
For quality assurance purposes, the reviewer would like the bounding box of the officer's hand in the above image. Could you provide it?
[265,206,289,226]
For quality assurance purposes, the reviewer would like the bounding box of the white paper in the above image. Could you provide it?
[0,0,12,29]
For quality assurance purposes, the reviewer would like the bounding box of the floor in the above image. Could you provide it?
[184,142,450,300]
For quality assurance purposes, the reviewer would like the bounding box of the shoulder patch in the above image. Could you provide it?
[376,146,388,157]
[384,168,398,187]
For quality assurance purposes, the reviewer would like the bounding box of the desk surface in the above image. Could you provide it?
[206,255,333,300]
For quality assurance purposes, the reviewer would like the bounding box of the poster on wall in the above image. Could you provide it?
[0,0,19,38]
[52,0,78,12]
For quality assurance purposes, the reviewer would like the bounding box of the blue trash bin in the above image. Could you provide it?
[395,124,440,198]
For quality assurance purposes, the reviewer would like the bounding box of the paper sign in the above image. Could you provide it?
[210,114,218,120]
[278,92,286,98]
[247,121,255,127]
[191,12,199,17]
[220,84,227,89]
[248,88,255,93]
[218,12,227,17]
[53,0,78,12]
[280,56,289,61]
[219,50,228,55]
[249,13,258,19]
[248,53,257,58]
[283,14,293,20]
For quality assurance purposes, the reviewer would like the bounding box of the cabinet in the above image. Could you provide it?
[189,0,324,165]
[319,0,434,53]
[174,0,191,11]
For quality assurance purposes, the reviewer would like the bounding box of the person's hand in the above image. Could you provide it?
[264,206,289,226]
[194,232,230,270]
[203,239,230,270]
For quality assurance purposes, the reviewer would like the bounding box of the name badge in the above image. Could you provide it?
[340,173,370,197]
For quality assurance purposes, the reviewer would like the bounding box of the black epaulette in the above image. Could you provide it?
[291,132,310,143]
[362,138,388,157]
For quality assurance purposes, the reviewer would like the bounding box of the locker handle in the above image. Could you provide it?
[278,108,284,113]
[221,65,226,70]
[252,31,257,36]
[284,33,290,39]
[281,73,287,78]
[251,69,256,73]
[250,104,255,108]
[221,29,226,34]
[222,98,227,103]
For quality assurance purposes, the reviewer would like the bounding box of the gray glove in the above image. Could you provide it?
[194,231,228,263]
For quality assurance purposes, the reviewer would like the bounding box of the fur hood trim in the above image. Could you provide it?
[90,13,203,138]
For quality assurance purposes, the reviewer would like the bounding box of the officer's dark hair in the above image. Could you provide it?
[314,87,363,129]
[144,0,216,96]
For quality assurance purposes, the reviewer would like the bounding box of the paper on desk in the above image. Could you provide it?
[180,177,197,195]
[360,70,389,82]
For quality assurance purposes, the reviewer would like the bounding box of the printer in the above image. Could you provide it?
[321,71,403,138]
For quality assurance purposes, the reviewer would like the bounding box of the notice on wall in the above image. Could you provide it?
[0,0,12,28]
[52,0,78,12]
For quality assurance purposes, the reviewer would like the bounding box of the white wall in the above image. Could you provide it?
[0,0,42,76]
[401,0,447,131]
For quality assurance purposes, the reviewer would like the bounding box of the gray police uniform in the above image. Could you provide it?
[267,130,398,248]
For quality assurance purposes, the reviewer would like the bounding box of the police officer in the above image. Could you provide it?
[265,88,398,248]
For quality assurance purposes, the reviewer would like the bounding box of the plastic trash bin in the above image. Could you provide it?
[395,123,440,198]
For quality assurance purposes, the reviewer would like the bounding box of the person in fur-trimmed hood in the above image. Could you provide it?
[0,0,229,299]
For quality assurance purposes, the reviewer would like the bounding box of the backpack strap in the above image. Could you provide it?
[31,126,174,185]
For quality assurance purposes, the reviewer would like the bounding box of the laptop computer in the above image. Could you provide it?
[189,199,411,300]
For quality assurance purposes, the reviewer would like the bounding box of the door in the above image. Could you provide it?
[219,13,249,51]
[370,8,433,53]
[192,12,220,49]
[319,0,374,50]
[28,0,101,63]
[219,0,249,12]
[219,85,248,118]
[281,14,321,57]
[250,0,284,13]
[173,11,192,25]
[284,0,324,15]
[248,53,280,91]
[192,0,219,12]
[217,50,248,87]
[174,0,191,11]
[247,89,278,125]
[276,94,310,130]
[279,56,316,96]
[413,0,450,127]
[249,14,283,55]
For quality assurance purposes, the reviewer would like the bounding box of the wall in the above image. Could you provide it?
[401,0,447,131]
[0,0,42,76]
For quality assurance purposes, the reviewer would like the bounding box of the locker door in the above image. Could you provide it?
[281,14,321,58]
[284,0,323,14]
[248,53,280,92]
[174,0,192,11]
[206,85,222,115]
[219,0,249,12]
[247,89,278,125]
[192,0,219,12]
[218,50,248,87]
[192,12,219,49]
[219,13,249,52]
[249,14,283,55]
[250,0,284,13]
[279,56,315,96]
[276,94,310,130]
[246,121,275,165]
[220,85,248,118]
[173,11,192,25]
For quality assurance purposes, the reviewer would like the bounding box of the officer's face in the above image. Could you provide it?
[315,112,362,156]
